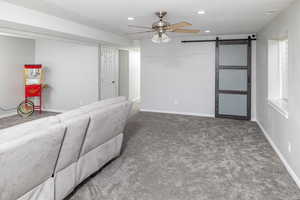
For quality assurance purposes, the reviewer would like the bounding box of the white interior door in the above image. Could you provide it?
[100,46,119,100]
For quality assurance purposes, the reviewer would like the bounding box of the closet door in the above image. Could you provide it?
[100,46,119,99]
[215,38,252,120]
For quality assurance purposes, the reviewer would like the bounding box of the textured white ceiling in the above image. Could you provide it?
[1,0,295,38]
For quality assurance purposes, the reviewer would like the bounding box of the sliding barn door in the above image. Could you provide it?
[215,38,252,120]
[100,46,119,100]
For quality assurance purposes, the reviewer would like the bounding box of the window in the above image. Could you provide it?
[279,39,288,101]
[268,39,288,118]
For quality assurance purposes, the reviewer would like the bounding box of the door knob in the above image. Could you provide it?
[112,80,115,83]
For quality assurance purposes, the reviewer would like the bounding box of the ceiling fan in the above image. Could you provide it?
[128,11,200,43]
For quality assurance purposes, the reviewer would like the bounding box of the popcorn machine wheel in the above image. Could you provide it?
[17,100,34,117]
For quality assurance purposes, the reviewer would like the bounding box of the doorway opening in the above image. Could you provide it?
[100,46,141,102]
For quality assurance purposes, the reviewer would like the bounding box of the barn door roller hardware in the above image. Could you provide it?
[181,35,256,43]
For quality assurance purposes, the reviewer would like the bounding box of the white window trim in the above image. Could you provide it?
[268,98,288,119]
[279,39,288,100]
[267,38,288,119]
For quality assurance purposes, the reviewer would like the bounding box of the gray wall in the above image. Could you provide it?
[256,0,300,184]
[0,35,35,117]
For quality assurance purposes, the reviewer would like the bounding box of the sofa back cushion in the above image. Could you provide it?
[79,96,126,113]
[0,124,65,200]
[56,96,126,122]
[56,109,84,121]
[54,114,90,172]
[80,101,131,156]
[0,116,59,142]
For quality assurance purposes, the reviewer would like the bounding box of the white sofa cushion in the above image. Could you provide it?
[56,109,85,121]
[77,133,123,184]
[17,178,54,200]
[80,101,131,156]
[54,163,77,200]
[79,96,126,113]
[0,116,59,142]
[54,114,90,172]
[0,124,65,200]
[55,96,126,123]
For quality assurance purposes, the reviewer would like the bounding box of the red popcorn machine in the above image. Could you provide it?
[24,64,46,113]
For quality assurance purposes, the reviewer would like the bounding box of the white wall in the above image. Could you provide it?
[129,48,141,101]
[119,50,130,98]
[119,48,141,101]
[35,39,99,111]
[256,0,300,186]
[0,35,35,117]
[141,38,215,116]
[141,36,256,118]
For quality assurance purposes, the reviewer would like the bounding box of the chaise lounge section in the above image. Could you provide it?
[0,97,132,200]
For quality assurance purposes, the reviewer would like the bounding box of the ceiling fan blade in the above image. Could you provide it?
[126,30,154,35]
[128,25,153,30]
[171,29,200,33]
[167,22,192,30]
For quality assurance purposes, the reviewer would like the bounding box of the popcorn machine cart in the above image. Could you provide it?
[24,65,44,113]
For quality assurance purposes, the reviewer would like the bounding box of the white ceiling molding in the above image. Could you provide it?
[0,1,132,46]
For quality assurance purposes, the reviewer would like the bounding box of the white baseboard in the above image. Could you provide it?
[256,120,300,189]
[140,109,258,121]
[0,111,17,119]
[140,109,214,118]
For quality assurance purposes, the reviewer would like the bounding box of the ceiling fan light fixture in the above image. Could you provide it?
[152,33,171,43]
[161,33,171,43]
[151,33,160,43]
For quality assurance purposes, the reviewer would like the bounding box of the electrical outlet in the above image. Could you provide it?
[288,142,292,153]
[174,99,179,105]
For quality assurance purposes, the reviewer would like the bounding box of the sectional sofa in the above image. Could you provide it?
[0,96,132,200]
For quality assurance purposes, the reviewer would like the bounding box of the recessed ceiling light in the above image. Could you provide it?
[128,17,135,21]
[205,30,211,33]
[197,10,206,15]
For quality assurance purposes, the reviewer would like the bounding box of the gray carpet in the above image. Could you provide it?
[68,112,300,200]
[0,111,58,130]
